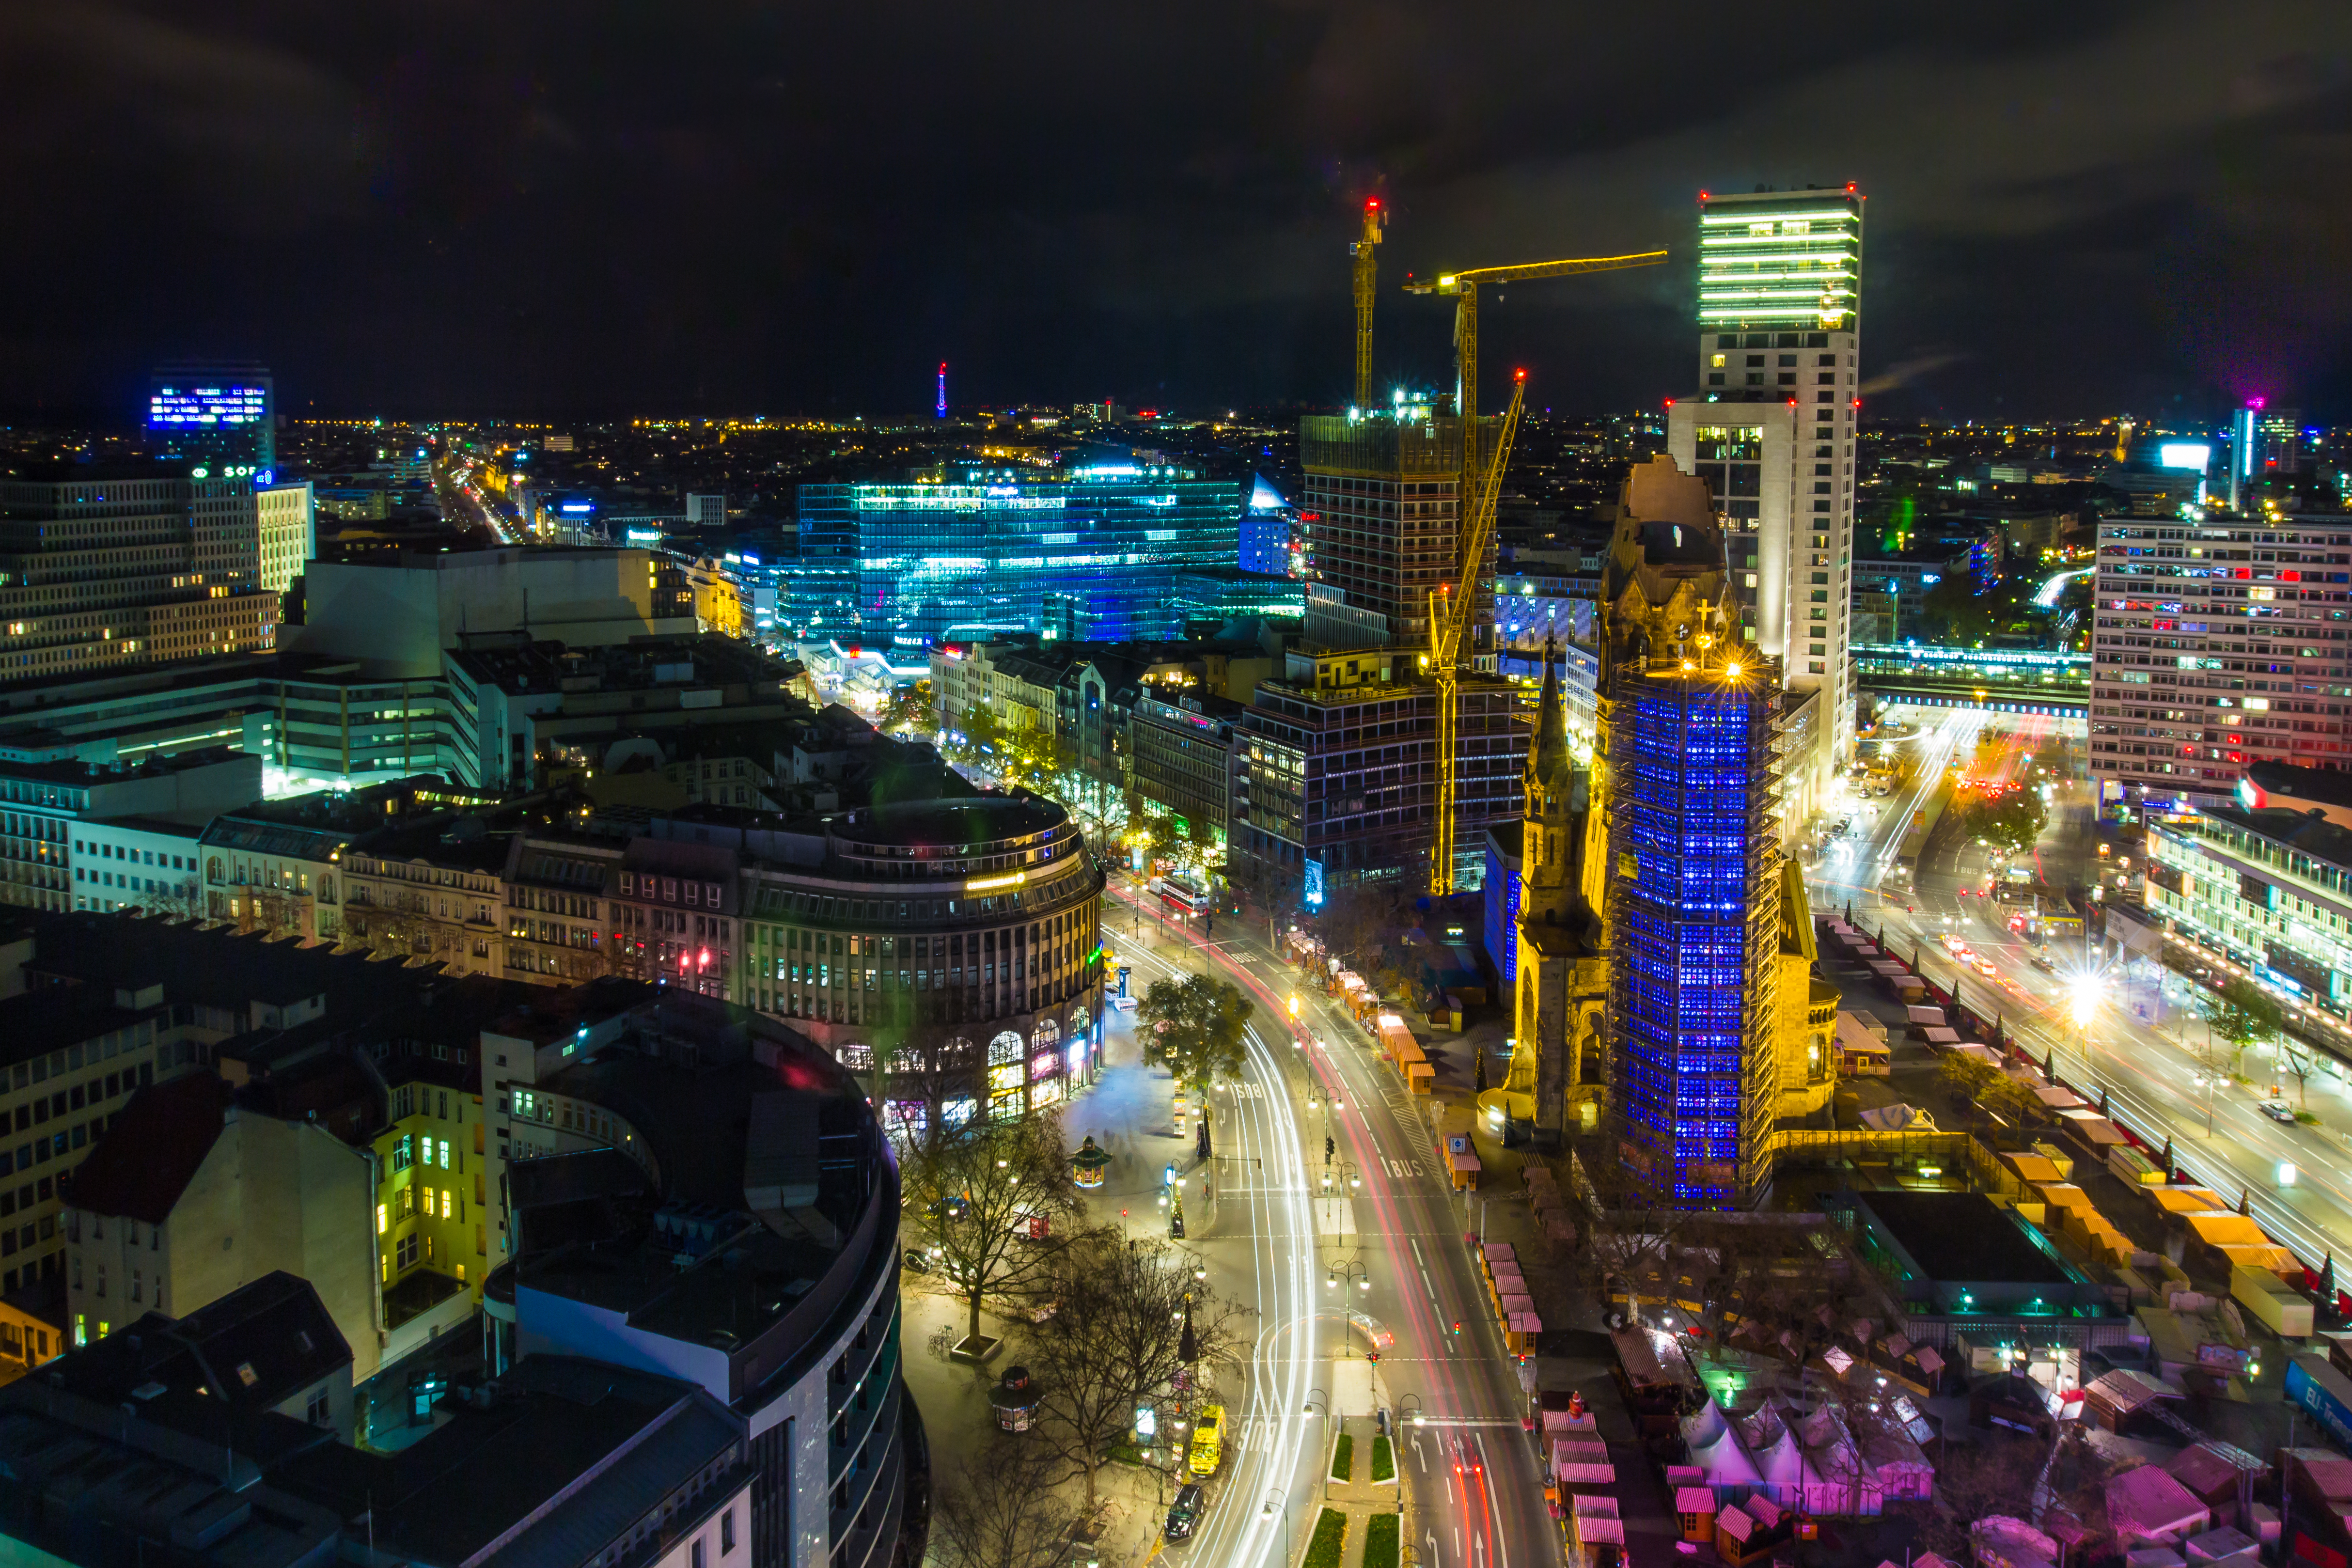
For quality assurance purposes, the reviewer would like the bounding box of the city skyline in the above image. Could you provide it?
[2,6,2349,422]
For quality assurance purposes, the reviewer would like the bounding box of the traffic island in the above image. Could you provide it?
[1301,1507,1347,1568]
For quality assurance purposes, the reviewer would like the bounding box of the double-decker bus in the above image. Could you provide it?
[1149,874,1213,916]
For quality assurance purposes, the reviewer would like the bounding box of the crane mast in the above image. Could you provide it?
[1350,200,1386,410]
[1403,248,1667,895]
[1427,373,1527,894]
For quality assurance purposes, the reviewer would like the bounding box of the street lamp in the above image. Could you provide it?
[1262,1488,1290,1567]
[2066,969,2104,1086]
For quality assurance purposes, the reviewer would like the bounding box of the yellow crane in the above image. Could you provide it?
[1406,249,1666,894]
[1404,250,1667,514]
[1426,370,1527,894]
[1350,199,1386,409]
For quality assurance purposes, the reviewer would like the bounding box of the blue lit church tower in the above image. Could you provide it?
[1599,457,1785,1210]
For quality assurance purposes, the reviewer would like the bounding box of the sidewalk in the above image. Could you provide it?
[902,994,1198,1564]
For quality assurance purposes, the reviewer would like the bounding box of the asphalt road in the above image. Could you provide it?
[1111,878,1551,1568]
[1804,703,2352,1275]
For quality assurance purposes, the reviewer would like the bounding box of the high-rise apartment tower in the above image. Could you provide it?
[1668,185,1863,808]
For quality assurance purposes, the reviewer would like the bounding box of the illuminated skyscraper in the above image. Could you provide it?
[147,362,275,479]
[1668,185,1862,811]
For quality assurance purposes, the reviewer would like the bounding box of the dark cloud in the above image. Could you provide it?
[0,0,2347,421]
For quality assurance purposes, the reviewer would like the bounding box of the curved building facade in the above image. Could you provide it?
[735,790,1109,1135]
[480,982,909,1568]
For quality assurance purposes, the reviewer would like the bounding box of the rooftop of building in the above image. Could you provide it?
[68,1073,233,1224]
[80,812,213,840]
[0,744,250,789]
[446,633,801,697]
[2195,800,2352,871]
[838,784,1062,847]
[3,1271,350,1466]
[1854,1190,2074,1286]
[201,775,482,854]
[2246,759,2352,813]
[347,805,536,874]
[0,984,165,1071]
[9,910,556,1079]
[502,991,891,1359]
[274,1356,742,1568]
[0,459,207,486]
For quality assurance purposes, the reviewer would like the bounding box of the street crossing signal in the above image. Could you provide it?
[1325,1135,1335,1164]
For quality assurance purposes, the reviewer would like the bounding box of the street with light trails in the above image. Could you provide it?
[1819,702,2352,1275]
[1106,877,1550,1568]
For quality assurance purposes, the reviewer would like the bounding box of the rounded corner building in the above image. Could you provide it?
[481,984,914,1568]
[741,787,1109,1137]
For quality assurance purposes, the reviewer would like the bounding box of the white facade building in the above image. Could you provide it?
[71,815,205,915]
[256,479,315,596]
[1668,184,1865,797]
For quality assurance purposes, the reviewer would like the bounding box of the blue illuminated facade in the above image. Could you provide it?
[1240,474,1296,577]
[1608,668,1781,1209]
[792,469,1244,646]
[148,362,274,478]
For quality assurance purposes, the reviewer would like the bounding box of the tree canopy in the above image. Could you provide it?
[1960,788,2048,858]
[1136,973,1251,1090]
[900,1108,1088,1342]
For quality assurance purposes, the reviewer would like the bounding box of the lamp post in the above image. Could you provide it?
[2066,970,2101,1092]
[1262,1488,1291,1567]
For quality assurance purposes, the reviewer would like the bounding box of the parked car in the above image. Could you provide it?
[1165,1482,1206,1540]
[2258,1100,2297,1124]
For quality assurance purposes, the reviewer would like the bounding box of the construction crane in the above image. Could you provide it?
[1404,250,1667,514]
[1406,248,1667,894]
[1350,199,1386,409]
[1426,370,1527,894]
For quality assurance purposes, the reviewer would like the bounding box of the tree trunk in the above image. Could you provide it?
[967,1284,984,1344]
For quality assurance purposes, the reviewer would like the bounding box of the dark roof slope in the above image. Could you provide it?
[172,1270,353,1413]
[69,1073,230,1224]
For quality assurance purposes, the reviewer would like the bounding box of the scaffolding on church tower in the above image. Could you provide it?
[1604,629,1785,1211]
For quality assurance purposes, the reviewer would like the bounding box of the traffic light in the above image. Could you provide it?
[1324,1135,1335,1164]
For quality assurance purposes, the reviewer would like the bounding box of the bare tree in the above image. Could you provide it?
[1563,1133,1687,1328]
[1314,880,1395,976]
[930,1433,1075,1568]
[2281,1037,2318,1111]
[1019,1231,1245,1514]
[901,1108,1088,1345]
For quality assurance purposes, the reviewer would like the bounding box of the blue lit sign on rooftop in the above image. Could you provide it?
[149,385,267,427]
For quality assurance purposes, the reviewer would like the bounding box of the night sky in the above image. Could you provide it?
[4,2,2349,424]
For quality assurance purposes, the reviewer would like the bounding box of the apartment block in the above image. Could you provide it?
[2088,514,2352,810]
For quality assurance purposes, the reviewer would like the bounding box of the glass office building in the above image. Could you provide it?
[793,467,1244,646]
[1608,665,1783,1209]
[148,362,275,479]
